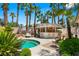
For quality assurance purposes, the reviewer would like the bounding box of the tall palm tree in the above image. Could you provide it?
[28,10,31,27]
[28,3,34,27]
[45,10,51,23]
[50,3,56,24]
[37,13,48,23]
[61,3,67,27]
[33,4,40,37]
[57,3,60,24]
[37,12,43,24]
[42,15,48,23]
[73,3,79,38]
[56,3,73,39]
[1,3,8,26]
[21,3,29,33]
[16,3,20,26]
[10,12,16,23]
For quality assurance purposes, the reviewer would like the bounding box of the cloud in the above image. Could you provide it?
[66,3,74,9]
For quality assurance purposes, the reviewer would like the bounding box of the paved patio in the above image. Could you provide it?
[22,37,59,56]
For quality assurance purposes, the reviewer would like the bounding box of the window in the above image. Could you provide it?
[46,27,52,32]
[40,28,45,32]
[46,27,56,32]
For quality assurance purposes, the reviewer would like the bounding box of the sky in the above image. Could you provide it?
[0,3,77,26]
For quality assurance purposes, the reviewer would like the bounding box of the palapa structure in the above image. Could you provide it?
[36,23,62,38]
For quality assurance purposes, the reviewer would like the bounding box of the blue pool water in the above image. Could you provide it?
[20,39,40,49]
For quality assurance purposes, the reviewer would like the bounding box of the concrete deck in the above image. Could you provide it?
[22,37,58,56]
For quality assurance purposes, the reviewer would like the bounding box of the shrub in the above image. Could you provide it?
[0,26,13,32]
[0,27,5,32]
[0,48,20,56]
[5,26,13,32]
[59,38,79,56]
[0,31,21,56]
[0,31,32,56]
[20,48,31,56]
[8,22,17,27]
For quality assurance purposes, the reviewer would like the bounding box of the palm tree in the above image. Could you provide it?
[50,3,56,24]
[37,13,48,23]
[45,10,51,23]
[61,3,67,27]
[42,15,48,23]
[28,10,31,27]
[56,3,73,39]
[1,3,8,26]
[10,12,16,23]
[59,10,72,39]
[73,3,79,38]
[37,12,44,24]
[33,4,40,37]
[57,3,60,24]
[16,3,20,26]
[28,3,34,27]
[56,3,66,27]
[64,8,73,39]
[21,3,29,33]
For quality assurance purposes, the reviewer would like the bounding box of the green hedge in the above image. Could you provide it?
[59,38,79,56]
[20,48,31,56]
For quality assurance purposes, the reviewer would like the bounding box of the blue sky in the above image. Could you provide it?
[0,3,77,26]
[0,3,51,26]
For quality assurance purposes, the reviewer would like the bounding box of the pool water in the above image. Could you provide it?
[20,39,40,49]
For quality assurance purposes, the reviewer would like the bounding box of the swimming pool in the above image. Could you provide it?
[20,39,40,49]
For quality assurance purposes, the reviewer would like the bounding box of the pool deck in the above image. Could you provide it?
[22,37,58,56]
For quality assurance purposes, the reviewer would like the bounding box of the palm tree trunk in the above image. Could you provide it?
[26,9,28,33]
[29,4,32,27]
[12,17,14,23]
[4,3,8,27]
[41,16,43,24]
[62,14,64,27]
[29,10,32,27]
[16,3,20,26]
[62,5,65,27]
[54,15,56,24]
[75,11,79,38]
[34,10,36,37]
[58,16,60,24]
[52,11,54,24]
[29,14,31,27]
[75,23,78,38]
[67,18,72,39]
[58,3,60,24]
[47,16,49,23]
